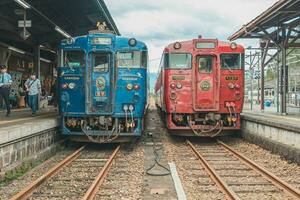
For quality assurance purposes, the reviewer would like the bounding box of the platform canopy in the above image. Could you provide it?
[228,0,300,114]
[0,0,120,51]
[229,0,300,43]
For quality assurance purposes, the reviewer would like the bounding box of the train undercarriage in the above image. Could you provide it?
[166,112,240,137]
[63,116,143,143]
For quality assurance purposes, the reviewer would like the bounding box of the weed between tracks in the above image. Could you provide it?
[0,160,42,187]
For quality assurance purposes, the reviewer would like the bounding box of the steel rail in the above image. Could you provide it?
[217,140,300,199]
[10,146,85,200]
[82,145,121,200]
[186,140,240,200]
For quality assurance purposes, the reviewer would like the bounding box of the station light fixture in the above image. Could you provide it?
[14,0,31,9]
[55,26,71,38]
[40,57,51,63]
[8,46,25,54]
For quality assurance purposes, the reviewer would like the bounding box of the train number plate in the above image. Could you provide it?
[172,76,185,80]
[225,76,239,81]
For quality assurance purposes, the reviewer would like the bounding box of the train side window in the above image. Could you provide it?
[63,50,85,67]
[198,56,213,73]
[221,54,241,70]
[93,53,109,72]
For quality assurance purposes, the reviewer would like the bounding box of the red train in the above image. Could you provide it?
[155,36,244,136]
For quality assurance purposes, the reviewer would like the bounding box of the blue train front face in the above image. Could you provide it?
[58,32,148,142]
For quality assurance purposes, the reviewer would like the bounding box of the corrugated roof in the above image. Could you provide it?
[0,0,120,50]
[229,0,300,41]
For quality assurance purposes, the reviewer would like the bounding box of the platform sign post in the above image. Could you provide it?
[18,20,32,28]
[18,9,31,40]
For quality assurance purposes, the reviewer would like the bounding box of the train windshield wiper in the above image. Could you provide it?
[223,62,233,73]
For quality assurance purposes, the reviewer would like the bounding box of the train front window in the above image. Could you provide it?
[165,53,192,69]
[220,54,242,70]
[198,56,213,73]
[63,51,85,67]
[93,53,109,72]
[141,51,148,68]
[117,51,141,68]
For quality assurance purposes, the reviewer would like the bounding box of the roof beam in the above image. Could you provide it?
[258,26,282,49]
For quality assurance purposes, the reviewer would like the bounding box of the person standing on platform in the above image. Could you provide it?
[0,64,12,117]
[25,73,41,116]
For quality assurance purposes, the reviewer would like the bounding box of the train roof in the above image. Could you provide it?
[164,38,244,53]
[60,32,147,50]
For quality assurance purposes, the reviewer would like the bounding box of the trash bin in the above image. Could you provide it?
[18,96,26,108]
[265,100,271,107]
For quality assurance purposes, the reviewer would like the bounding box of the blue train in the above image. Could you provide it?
[57,28,148,143]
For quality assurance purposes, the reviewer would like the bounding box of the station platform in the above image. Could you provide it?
[0,108,58,127]
[241,110,300,163]
[242,110,300,136]
[0,108,61,174]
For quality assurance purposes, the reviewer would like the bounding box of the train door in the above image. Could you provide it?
[194,55,219,111]
[88,52,113,113]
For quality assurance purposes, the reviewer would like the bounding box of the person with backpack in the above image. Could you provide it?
[25,72,41,116]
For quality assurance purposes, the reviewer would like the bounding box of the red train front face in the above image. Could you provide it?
[155,38,244,136]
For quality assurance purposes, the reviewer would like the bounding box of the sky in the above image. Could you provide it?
[105,0,278,73]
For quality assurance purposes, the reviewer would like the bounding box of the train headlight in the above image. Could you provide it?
[126,83,133,90]
[176,83,182,89]
[62,83,68,89]
[170,83,176,89]
[230,42,237,50]
[173,42,181,49]
[66,37,75,44]
[133,84,140,90]
[228,83,235,89]
[170,92,177,100]
[68,82,76,89]
[128,38,137,47]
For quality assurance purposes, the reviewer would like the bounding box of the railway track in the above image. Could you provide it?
[9,145,120,200]
[186,140,300,200]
